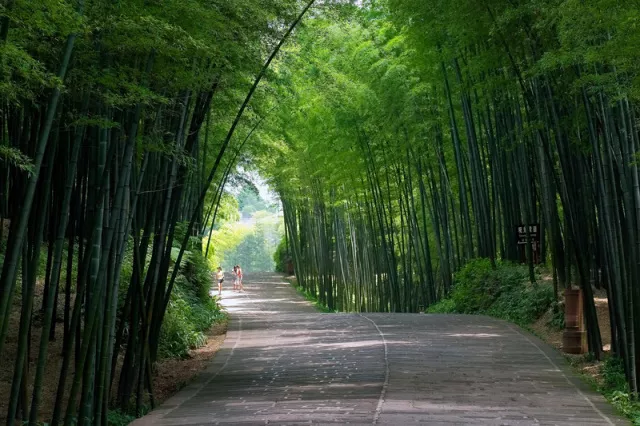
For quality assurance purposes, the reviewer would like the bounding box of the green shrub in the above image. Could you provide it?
[426,298,456,313]
[107,409,136,426]
[448,258,496,313]
[449,258,528,314]
[602,357,629,392]
[597,357,640,423]
[427,258,554,327]
[159,297,196,359]
[273,237,288,273]
[547,301,565,330]
[488,283,554,326]
[159,286,226,359]
[158,251,225,359]
[181,251,212,302]
[609,391,640,425]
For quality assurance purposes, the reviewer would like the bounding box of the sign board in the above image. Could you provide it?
[516,223,542,264]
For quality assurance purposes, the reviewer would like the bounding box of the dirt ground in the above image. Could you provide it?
[0,281,228,424]
[1,218,228,422]
[152,320,228,404]
[0,281,74,424]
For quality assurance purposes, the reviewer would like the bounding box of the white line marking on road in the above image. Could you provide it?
[360,314,389,425]
[505,322,616,426]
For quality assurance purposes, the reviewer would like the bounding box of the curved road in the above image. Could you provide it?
[134,273,627,425]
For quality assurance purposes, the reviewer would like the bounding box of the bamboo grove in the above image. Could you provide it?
[0,0,318,424]
[3,0,640,422]
[254,1,640,393]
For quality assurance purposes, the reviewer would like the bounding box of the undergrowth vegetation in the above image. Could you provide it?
[114,226,227,361]
[159,251,227,359]
[273,238,288,274]
[287,279,334,313]
[547,302,565,331]
[571,356,640,424]
[106,409,137,426]
[428,259,555,327]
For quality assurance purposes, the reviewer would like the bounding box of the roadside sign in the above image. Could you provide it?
[516,223,542,264]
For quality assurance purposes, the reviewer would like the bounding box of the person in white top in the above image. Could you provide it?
[215,267,224,296]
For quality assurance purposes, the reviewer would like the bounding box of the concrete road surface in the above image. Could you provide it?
[132,273,626,425]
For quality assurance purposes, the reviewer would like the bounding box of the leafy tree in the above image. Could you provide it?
[237,185,269,215]
[225,230,275,273]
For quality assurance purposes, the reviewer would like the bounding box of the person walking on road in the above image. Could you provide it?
[232,265,239,291]
[237,265,244,292]
[216,267,224,296]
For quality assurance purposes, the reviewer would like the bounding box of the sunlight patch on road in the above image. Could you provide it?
[446,333,502,338]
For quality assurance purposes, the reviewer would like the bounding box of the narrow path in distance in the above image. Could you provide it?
[133,273,627,425]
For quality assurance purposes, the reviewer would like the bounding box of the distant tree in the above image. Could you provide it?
[226,230,274,272]
[238,185,269,215]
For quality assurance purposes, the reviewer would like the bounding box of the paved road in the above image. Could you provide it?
[133,273,627,425]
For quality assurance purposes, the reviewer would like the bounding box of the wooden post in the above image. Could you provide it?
[563,288,587,354]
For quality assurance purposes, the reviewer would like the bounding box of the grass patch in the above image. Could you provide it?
[570,355,640,424]
[295,286,334,313]
[599,358,640,424]
[107,409,137,426]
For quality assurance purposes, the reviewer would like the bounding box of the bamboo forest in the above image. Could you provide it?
[1,0,640,424]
